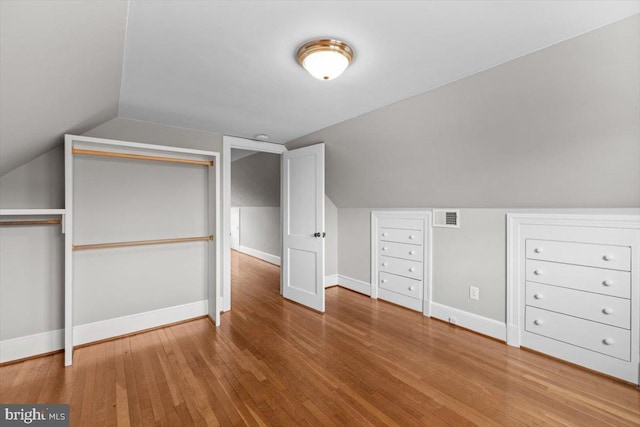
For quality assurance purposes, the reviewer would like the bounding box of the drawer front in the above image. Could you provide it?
[526,282,630,329]
[379,256,422,280]
[525,306,630,361]
[378,217,423,231]
[379,272,422,299]
[379,241,423,261]
[526,239,630,271]
[526,260,631,299]
[380,227,422,245]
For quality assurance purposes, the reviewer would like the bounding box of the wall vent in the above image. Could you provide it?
[433,209,460,228]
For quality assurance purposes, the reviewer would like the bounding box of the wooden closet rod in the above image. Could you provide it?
[72,148,214,167]
[0,219,61,226]
[73,235,213,251]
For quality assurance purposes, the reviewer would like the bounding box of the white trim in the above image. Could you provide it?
[325,274,339,287]
[338,275,372,296]
[506,213,640,348]
[0,209,65,216]
[73,300,208,346]
[66,134,221,157]
[236,245,281,266]
[0,329,64,363]
[370,210,433,315]
[430,302,507,341]
[222,136,287,312]
[64,135,221,365]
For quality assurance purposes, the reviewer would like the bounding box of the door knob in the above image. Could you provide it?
[313,232,321,237]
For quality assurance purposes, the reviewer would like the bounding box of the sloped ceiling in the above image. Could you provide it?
[0,1,128,175]
[118,1,639,144]
[287,15,640,208]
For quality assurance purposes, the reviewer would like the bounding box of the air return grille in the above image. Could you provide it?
[433,209,460,228]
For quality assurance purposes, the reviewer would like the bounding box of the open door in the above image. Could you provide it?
[282,143,325,312]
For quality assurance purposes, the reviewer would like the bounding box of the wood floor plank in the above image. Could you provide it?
[2,250,639,426]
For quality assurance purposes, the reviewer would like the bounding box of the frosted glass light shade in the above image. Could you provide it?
[297,39,354,81]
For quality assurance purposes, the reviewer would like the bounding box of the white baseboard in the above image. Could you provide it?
[0,329,64,363]
[237,245,281,266]
[325,274,339,287]
[73,300,208,346]
[337,275,371,296]
[430,302,506,341]
[506,324,520,347]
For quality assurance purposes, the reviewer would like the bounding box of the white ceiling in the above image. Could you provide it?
[118,1,640,144]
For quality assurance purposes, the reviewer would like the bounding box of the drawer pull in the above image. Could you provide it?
[408,286,416,291]
[409,235,416,240]
[533,294,543,300]
[409,267,416,272]
[602,307,613,315]
[533,319,543,326]
[534,247,543,253]
[533,269,543,276]
[409,250,416,255]
[381,279,388,284]
[603,254,614,261]
[602,338,614,346]
[382,232,388,237]
[382,246,388,251]
[602,280,613,287]
[382,262,388,267]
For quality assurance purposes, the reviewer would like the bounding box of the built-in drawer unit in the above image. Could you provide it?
[511,214,639,384]
[379,272,422,299]
[526,259,630,299]
[372,211,431,313]
[525,306,630,361]
[379,255,422,281]
[379,227,423,245]
[525,282,630,329]
[379,241,423,261]
[526,239,631,271]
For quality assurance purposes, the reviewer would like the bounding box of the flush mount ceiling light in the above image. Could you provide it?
[296,39,354,81]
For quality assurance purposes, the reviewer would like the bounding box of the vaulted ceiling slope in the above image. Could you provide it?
[287,15,640,209]
[118,1,639,145]
[0,1,128,175]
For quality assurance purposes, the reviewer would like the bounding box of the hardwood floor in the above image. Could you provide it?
[1,250,639,426]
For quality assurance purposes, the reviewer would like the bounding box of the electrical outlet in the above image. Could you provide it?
[469,286,480,300]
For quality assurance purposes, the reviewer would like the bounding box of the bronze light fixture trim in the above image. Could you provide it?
[296,39,354,81]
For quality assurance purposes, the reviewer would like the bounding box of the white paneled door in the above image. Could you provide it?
[282,143,325,312]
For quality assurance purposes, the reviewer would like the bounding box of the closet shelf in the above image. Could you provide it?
[0,209,65,216]
[72,148,214,167]
[73,235,214,251]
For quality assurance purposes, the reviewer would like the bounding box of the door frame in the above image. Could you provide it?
[222,136,287,311]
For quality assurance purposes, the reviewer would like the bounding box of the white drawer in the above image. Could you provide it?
[379,255,422,280]
[526,260,631,299]
[379,228,422,245]
[378,217,423,231]
[526,282,630,329]
[525,306,630,361]
[526,239,630,271]
[379,272,422,299]
[379,241,423,261]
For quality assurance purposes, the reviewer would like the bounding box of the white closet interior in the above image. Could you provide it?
[64,135,220,366]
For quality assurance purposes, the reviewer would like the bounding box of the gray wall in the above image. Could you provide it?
[72,152,209,324]
[0,216,64,340]
[231,151,280,207]
[287,16,640,209]
[237,207,280,257]
[0,146,64,209]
